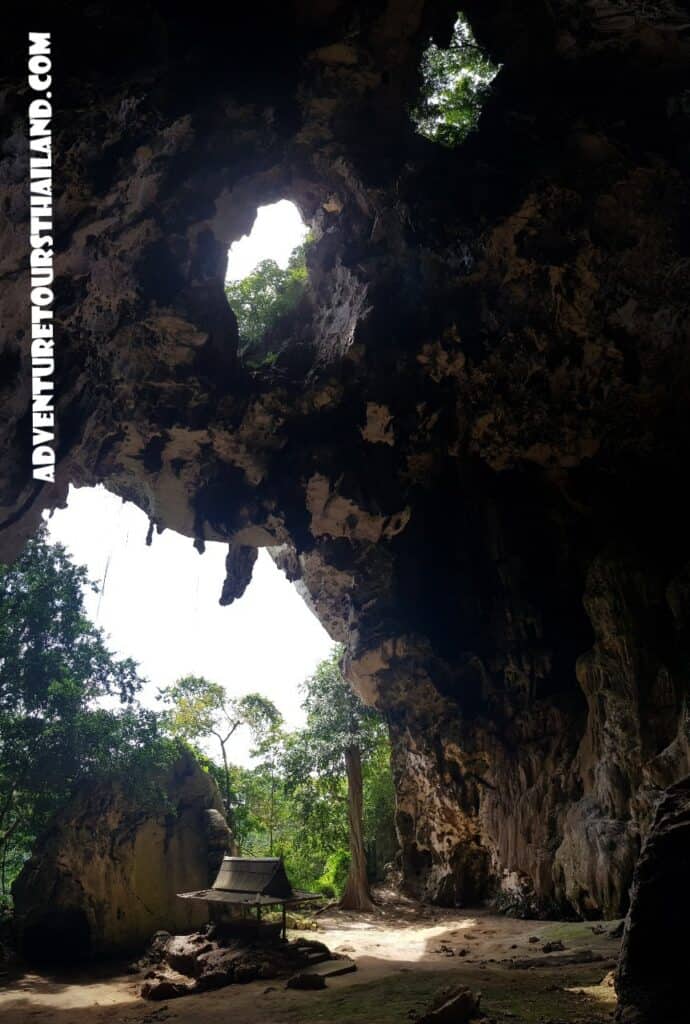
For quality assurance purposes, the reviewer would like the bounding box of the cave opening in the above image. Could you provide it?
[45,484,334,768]
[411,11,501,146]
[22,908,91,966]
[10,483,396,947]
[224,199,311,370]
[0,2,687,1016]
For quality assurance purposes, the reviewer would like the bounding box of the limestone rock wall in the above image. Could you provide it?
[2,1,690,927]
[12,752,230,958]
[615,775,690,1024]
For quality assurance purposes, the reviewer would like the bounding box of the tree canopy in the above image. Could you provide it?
[158,674,282,820]
[283,648,385,791]
[224,238,310,361]
[412,13,500,146]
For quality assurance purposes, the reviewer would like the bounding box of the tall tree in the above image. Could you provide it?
[284,647,388,911]
[158,676,281,822]
[248,716,285,856]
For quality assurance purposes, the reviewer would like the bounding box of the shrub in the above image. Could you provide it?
[316,849,351,899]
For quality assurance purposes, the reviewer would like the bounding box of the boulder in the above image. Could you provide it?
[12,751,230,961]
[418,984,482,1023]
[128,929,174,972]
[141,969,195,1000]
[166,934,214,976]
[196,944,244,976]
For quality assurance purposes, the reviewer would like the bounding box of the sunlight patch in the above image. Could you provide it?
[225,200,308,282]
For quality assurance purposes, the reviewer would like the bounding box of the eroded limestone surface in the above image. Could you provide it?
[615,775,690,1024]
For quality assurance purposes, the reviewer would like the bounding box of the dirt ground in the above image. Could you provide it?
[0,891,622,1024]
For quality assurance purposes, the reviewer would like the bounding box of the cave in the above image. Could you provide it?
[22,909,91,966]
[2,2,690,1021]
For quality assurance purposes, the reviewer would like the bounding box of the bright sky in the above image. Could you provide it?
[46,487,333,765]
[225,199,308,282]
[45,202,332,767]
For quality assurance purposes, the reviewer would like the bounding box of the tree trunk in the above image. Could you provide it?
[0,814,19,897]
[1,839,7,896]
[218,739,235,834]
[340,744,375,911]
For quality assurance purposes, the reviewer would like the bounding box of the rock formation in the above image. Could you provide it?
[1,0,689,980]
[138,930,337,1000]
[12,751,231,960]
[615,775,690,1024]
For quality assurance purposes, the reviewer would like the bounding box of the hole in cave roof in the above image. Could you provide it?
[224,200,312,370]
[411,11,501,147]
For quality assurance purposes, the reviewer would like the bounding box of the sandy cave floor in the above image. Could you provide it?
[0,891,622,1024]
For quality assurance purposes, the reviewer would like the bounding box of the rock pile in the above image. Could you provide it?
[138,928,337,1000]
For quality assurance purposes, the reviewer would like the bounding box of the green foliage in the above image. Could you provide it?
[226,647,396,895]
[283,646,385,789]
[224,727,345,892]
[157,675,228,741]
[157,674,282,823]
[0,531,395,912]
[412,13,500,146]
[224,237,311,358]
[316,848,351,899]
[184,650,397,897]
[363,732,398,877]
[158,676,280,750]
[0,527,174,897]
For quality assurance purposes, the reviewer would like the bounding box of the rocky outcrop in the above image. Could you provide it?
[388,671,492,907]
[139,930,335,1000]
[12,751,230,960]
[615,776,690,1024]
[2,0,689,939]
